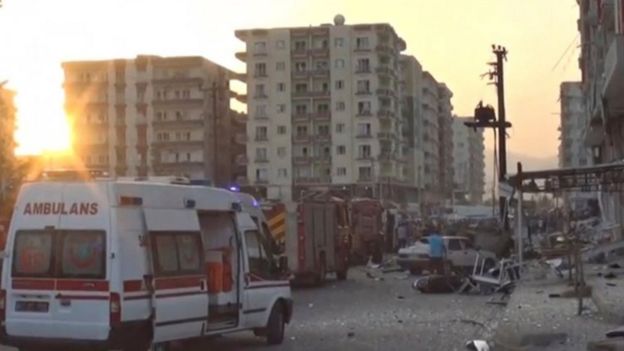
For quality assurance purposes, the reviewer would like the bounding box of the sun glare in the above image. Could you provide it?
[13,84,72,156]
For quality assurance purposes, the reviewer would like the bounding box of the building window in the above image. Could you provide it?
[315,60,328,70]
[186,153,191,161]
[256,148,267,161]
[255,126,268,140]
[276,40,286,49]
[255,168,268,181]
[335,80,344,90]
[295,83,308,93]
[337,167,347,176]
[185,132,191,141]
[357,58,370,72]
[276,62,286,71]
[295,61,307,72]
[294,40,306,51]
[334,38,344,48]
[255,84,266,98]
[357,80,370,94]
[336,123,345,133]
[254,41,267,53]
[277,147,287,158]
[278,168,288,178]
[336,101,345,111]
[358,166,372,179]
[277,82,286,92]
[358,101,371,115]
[254,63,267,77]
[334,59,345,69]
[296,125,308,136]
[318,103,330,113]
[277,125,287,135]
[357,123,371,136]
[277,104,286,113]
[337,145,346,155]
[295,104,308,115]
[317,125,330,136]
[358,145,371,158]
[356,37,369,49]
[255,105,267,118]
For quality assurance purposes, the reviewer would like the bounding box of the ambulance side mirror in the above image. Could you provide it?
[278,256,288,273]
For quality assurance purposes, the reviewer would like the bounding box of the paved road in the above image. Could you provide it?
[191,267,503,351]
[0,268,504,351]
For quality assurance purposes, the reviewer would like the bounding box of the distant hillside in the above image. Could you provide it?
[483,149,558,187]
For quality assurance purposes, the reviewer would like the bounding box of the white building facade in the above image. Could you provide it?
[452,117,485,204]
[236,16,418,203]
[63,56,246,186]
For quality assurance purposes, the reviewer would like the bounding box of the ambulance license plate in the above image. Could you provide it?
[16,301,49,312]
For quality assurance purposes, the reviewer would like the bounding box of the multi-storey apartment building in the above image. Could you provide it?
[399,55,425,203]
[421,71,440,203]
[559,82,590,169]
[577,0,624,227]
[438,83,454,202]
[236,16,413,202]
[452,117,485,204]
[62,55,246,186]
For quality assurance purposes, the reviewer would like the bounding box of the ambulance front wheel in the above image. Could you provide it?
[266,302,286,345]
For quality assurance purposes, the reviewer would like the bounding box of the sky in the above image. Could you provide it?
[0,0,580,164]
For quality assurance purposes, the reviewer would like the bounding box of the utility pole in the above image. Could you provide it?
[464,45,511,230]
[493,46,509,230]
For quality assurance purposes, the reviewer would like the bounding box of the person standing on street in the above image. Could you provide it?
[428,229,446,275]
[397,215,408,249]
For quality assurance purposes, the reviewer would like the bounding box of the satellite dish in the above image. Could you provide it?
[334,14,345,25]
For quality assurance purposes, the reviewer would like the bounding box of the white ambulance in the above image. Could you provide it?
[0,174,293,351]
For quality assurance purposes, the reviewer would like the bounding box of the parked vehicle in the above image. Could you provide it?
[350,198,384,264]
[0,174,292,351]
[284,191,350,283]
[260,201,287,253]
[397,236,497,274]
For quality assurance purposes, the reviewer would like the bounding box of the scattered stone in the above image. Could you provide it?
[397,295,405,300]
[347,332,355,338]
[605,272,617,279]
[607,282,617,287]
[308,303,314,308]
[609,263,622,269]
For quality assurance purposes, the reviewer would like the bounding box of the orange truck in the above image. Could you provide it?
[262,193,351,284]
[350,198,384,264]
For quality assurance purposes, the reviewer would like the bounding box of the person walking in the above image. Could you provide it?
[428,229,446,275]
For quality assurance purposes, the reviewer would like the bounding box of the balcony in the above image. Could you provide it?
[234,133,248,144]
[293,156,312,165]
[152,98,204,107]
[254,157,270,164]
[311,111,331,121]
[356,133,373,139]
[293,134,311,144]
[153,140,204,148]
[235,51,248,62]
[293,113,311,122]
[153,161,204,170]
[602,35,624,114]
[153,119,205,129]
[295,177,330,184]
[151,76,203,85]
[253,93,268,100]
[357,110,373,117]
[376,66,394,77]
[309,48,330,57]
[375,43,394,54]
[254,135,269,142]
[292,90,331,99]
[376,88,394,97]
[235,154,248,166]
[355,89,372,96]
[378,109,395,117]
[315,134,331,143]
[291,48,308,58]
[355,66,372,74]
[377,132,395,140]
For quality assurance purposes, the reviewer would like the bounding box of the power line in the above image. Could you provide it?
[552,34,580,72]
